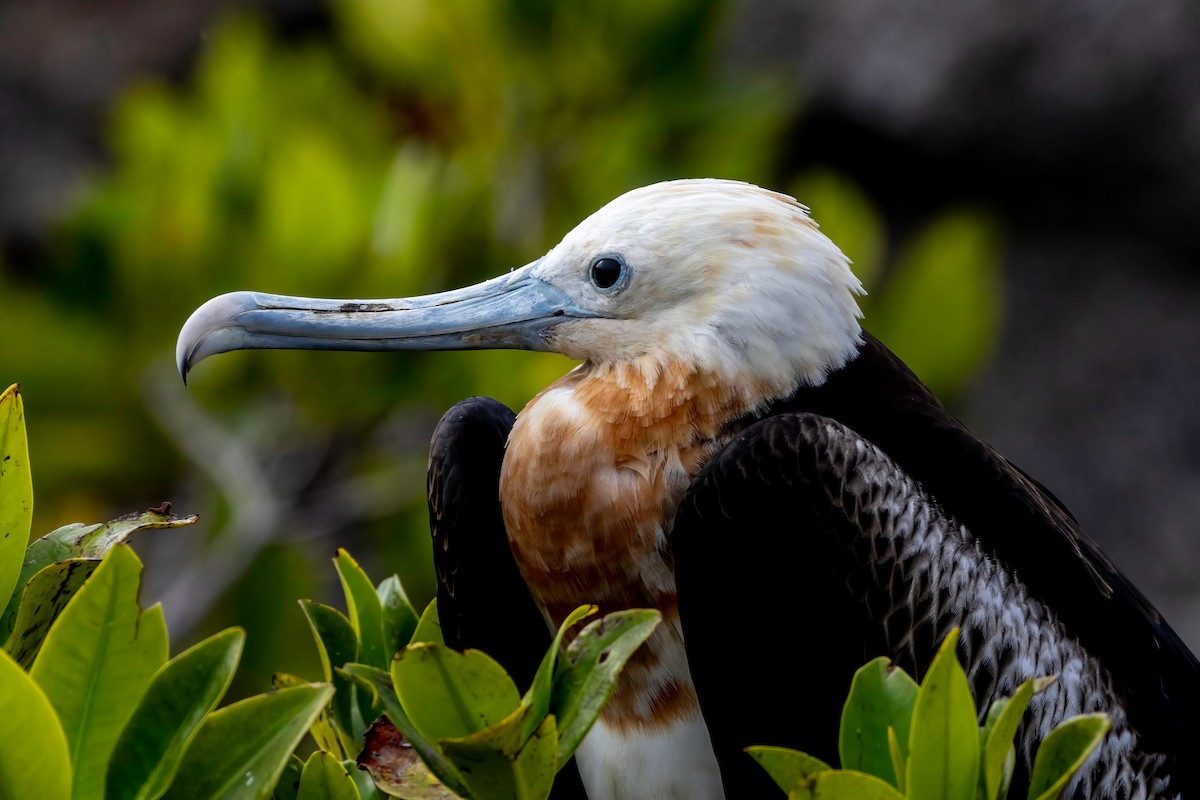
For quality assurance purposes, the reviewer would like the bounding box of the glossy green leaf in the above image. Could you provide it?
[377,575,418,658]
[511,713,557,800]
[4,558,98,667]
[410,598,444,646]
[142,601,170,653]
[442,701,533,760]
[272,671,341,756]
[164,682,334,800]
[997,747,1016,800]
[886,727,905,793]
[788,769,906,800]
[298,751,361,800]
[838,656,918,785]
[905,630,979,800]
[340,663,471,798]
[31,545,168,798]
[302,599,366,752]
[520,605,595,741]
[551,608,661,768]
[343,759,380,800]
[982,677,1041,800]
[393,642,520,742]
[107,627,245,800]
[1,507,198,642]
[274,754,305,800]
[1028,713,1110,800]
[335,550,388,670]
[439,708,556,800]
[746,746,831,792]
[868,210,1003,397]
[0,384,33,617]
[0,645,71,800]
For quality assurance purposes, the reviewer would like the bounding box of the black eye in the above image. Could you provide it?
[590,257,624,290]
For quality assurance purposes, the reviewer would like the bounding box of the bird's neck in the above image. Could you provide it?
[499,357,776,729]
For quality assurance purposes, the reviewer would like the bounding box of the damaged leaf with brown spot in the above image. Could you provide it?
[550,608,661,768]
[358,716,459,800]
[0,505,199,643]
[4,558,99,668]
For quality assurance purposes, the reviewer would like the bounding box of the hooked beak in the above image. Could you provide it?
[176,262,593,383]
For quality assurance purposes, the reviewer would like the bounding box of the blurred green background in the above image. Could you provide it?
[6,0,1112,698]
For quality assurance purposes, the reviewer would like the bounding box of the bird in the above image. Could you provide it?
[177,179,1199,799]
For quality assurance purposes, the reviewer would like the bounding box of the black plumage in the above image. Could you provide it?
[428,332,1200,799]
[428,396,588,800]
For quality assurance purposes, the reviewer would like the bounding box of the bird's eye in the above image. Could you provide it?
[590,257,624,290]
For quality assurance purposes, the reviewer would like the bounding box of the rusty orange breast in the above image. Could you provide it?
[499,359,768,730]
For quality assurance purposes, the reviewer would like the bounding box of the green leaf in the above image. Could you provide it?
[302,599,366,752]
[142,601,170,663]
[0,384,33,617]
[274,754,304,800]
[520,605,595,741]
[4,558,98,667]
[788,769,906,800]
[1,507,198,642]
[340,663,471,798]
[298,751,361,800]
[868,210,1003,398]
[746,746,831,793]
[377,575,418,657]
[904,630,979,800]
[981,677,1042,800]
[106,627,246,800]
[512,713,557,800]
[392,642,520,742]
[0,645,71,800]
[886,727,905,793]
[551,609,661,768]
[410,598,444,646]
[997,747,1016,800]
[335,550,388,670]
[164,682,334,800]
[838,657,919,785]
[30,545,168,798]
[343,759,380,800]
[22,506,199,568]
[439,710,557,800]
[1027,713,1110,800]
[273,671,341,756]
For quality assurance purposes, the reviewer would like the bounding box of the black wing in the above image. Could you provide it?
[675,334,1200,798]
[427,397,587,800]
[779,334,1200,767]
[673,414,884,797]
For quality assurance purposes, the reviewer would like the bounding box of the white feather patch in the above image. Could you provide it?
[574,714,726,800]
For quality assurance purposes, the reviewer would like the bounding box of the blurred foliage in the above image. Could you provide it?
[2,0,1005,696]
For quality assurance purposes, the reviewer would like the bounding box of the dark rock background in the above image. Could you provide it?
[4,0,1199,644]
[728,0,1200,643]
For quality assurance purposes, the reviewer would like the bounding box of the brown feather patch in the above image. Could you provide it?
[501,357,773,730]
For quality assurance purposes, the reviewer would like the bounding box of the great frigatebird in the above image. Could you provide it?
[177,179,1199,799]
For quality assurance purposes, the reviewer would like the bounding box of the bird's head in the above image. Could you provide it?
[178,179,864,394]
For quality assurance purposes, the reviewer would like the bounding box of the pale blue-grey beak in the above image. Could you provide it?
[176,263,591,383]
